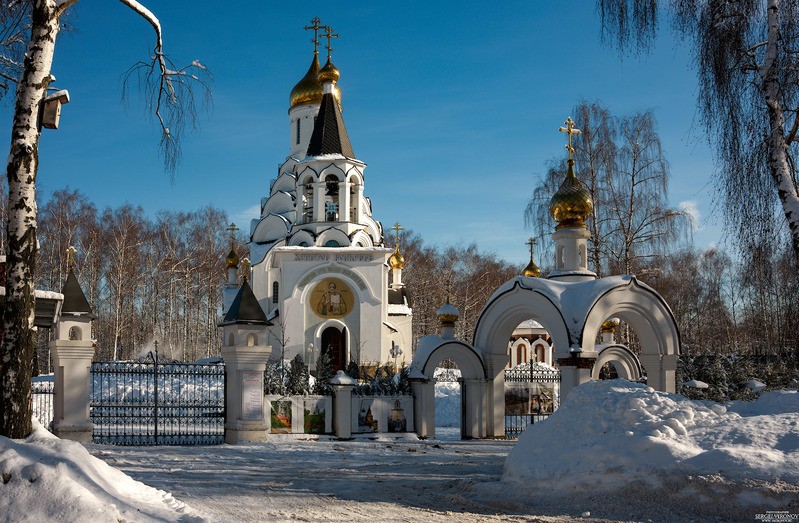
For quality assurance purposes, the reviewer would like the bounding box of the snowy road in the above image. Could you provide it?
[89,435,584,522]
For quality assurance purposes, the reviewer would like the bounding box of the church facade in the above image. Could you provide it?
[242,22,412,372]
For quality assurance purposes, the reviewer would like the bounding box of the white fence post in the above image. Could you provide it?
[330,371,356,438]
[51,317,94,443]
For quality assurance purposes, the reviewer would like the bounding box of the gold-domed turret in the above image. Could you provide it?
[319,57,340,84]
[549,117,594,228]
[389,244,405,270]
[226,247,240,269]
[225,222,240,268]
[523,238,541,277]
[600,317,620,333]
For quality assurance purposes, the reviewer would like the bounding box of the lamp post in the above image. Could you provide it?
[390,343,403,372]
[306,342,316,376]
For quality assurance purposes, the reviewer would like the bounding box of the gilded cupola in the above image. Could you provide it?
[289,53,324,109]
[523,238,541,277]
[549,117,594,228]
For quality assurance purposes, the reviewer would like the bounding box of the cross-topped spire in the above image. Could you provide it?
[305,17,323,54]
[226,222,239,244]
[391,222,404,245]
[558,116,581,161]
[322,25,339,60]
[526,237,537,259]
[67,246,77,271]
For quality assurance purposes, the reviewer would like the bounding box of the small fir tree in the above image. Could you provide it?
[313,351,334,395]
[285,354,310,395]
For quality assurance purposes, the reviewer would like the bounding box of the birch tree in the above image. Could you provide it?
[0,0,209,438]
[596,0,799,259]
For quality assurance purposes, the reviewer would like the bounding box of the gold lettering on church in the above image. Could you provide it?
[334,254,373,262]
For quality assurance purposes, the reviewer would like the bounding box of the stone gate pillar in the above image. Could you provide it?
[461,379,486,439]
[557,354,596,399]
[482,354,508,438]
[330,371,357,438]
[409,376,435,438]
[52,267,96,443]
[222,342,272,443]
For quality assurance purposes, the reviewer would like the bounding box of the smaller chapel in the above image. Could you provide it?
[227,21,412,373]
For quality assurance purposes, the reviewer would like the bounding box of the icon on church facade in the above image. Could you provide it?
[312,278,353,317]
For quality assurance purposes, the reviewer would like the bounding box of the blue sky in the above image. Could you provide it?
[0,1,718,266]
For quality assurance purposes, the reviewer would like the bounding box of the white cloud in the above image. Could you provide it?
[230,204,260,229]
[678,200,701,231]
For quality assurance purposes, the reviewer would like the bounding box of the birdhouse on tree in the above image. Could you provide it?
[42,90,70,130]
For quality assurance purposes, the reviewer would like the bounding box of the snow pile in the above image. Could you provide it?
[0,420,206,522]
[505,380,799,502]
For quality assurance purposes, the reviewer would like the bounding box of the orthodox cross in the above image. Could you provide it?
[392,222,404,247]
[526,237,537,260]
[226,222,239,240]
[322,25,339,59]
[305,17,323,54]
[67,246,77,271]
[558,116,581,161]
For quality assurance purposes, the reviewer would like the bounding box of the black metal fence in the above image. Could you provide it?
[504,364,561,439]
[90,360,225,445]
[31,379,54,430]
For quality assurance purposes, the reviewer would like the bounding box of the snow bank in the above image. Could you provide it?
[0,420,206,522]
[504,380,799,500]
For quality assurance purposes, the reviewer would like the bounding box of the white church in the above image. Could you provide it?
[232,21,412,373]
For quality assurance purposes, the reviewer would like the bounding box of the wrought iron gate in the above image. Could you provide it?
[90,359,225,445]
[504,364,560,439]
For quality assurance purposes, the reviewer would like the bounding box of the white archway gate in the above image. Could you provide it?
[471,275,680,438]
[409,340,487,439]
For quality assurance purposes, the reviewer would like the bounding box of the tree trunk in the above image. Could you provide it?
[763,0,799,260]
[1,0,60,438]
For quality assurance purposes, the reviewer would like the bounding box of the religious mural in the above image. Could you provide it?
[303,398,326,434]
[312,278,354,318]
[270,400,293,434]
[387,398,408,433]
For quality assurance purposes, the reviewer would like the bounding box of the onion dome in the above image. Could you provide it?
[319,57,340,84]
[388,244,405,270]
[548,159,594,228]
[600,317,620,333]
[436,302,460,327]
[226,247,240,269]
[523,257,541,278]
[290,53,323,108]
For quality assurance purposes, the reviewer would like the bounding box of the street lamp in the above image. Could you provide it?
[306,343,316,375]
[390,343,403,372]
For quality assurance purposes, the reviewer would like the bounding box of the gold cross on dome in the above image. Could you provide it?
[67,246,77,271]
[226,222,239,239]
[391,222,404,243]
[322,25,339,59]
[526,237,537,258]
[558,116,581,161]
[305,17,323,54]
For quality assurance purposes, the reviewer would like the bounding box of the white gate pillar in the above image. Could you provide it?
[330,371,357,438]
[461,379,486,439]
[410,378,435,439]
[222,341,272,443]
[557,355,595,400]
[640,353,677,393]
[482,354,507,438]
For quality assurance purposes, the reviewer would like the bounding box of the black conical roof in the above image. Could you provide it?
[306,92,355,158]
[219,280,270,326]
[60,270,96,319]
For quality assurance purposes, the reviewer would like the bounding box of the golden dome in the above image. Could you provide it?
[319,57,340,84]
[289,53,343,110]
[549,160,594,228]
[600,317,620,333]
[523,258,541,278]
[226,247,240,269]
[388,244,405,270]
[437,302,460,326]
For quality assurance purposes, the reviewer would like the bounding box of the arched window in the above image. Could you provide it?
[272,281,279,303]
[324,174,339,221]
[227,333,234,346]
[247,334,257,347]
[324,240,340,247]
[68,326,81,341]
[296,118,301,145]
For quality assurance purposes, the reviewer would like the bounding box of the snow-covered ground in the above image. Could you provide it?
[4,380,799,522]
